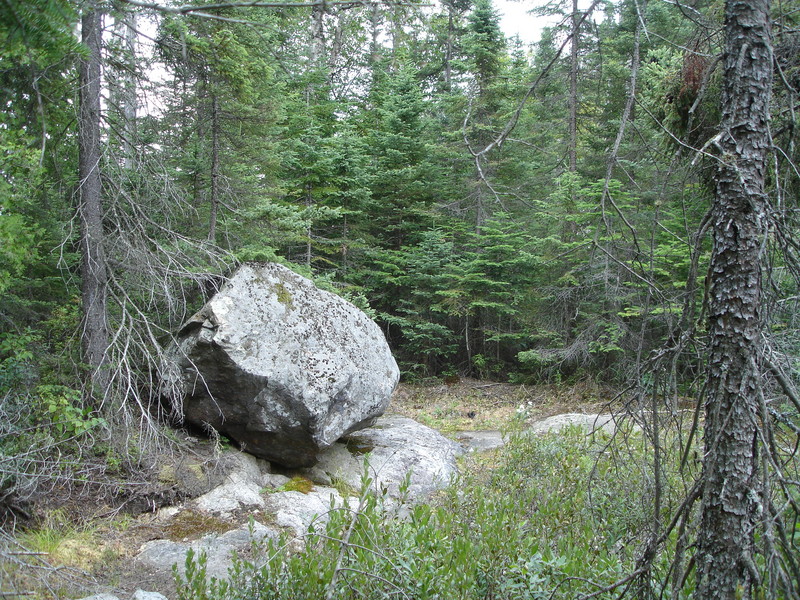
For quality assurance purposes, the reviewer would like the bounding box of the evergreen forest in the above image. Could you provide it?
[1,0,800,598]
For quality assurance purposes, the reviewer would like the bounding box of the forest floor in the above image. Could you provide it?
[3,379,619,599]
[389,377,615,433]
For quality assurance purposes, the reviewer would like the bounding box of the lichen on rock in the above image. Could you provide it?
[162,262,400,468]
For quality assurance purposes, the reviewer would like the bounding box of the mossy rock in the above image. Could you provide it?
[157,464,177,485]
[164,509,232,541]
[157,458,216,498]
[273,281,295,310]
[175,461,214,497]
[344,439,374,455]
[276,476,314,494]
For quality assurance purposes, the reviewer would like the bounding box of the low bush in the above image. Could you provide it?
[175,426,691,600]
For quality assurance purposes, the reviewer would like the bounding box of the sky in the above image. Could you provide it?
[495,0,560,46]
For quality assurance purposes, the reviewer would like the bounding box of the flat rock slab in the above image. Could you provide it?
[455,430,505,452]
[310,416,463,504]
[77,590,169,600]
[529,413,617,435]
[453,414,621,453]
[264,487,352,536]
[136,522,278,580]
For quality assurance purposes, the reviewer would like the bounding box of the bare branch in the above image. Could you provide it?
[118,0,427,18]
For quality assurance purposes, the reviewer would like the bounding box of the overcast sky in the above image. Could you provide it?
[495,0,560,46]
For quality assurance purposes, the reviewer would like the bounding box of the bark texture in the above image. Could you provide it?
[209,93,220,243]
[696,0,772,597]
[568,0,578,175]
[78,5,110,403]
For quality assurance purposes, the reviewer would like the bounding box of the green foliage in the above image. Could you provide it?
[175,549,215,600]
[17,508,100,570]
[0,0,78,58]
[0,0,710,388]
[0,382,105,515]
[463,0,506,91]
[0,329,38,391]
[173,428,690,600]
[38,385,105,438]
[0,140,42,293]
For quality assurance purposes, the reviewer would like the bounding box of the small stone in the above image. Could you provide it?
[529,413,618,435]
[263,473,290,489]
[155,506,180,520]
[193,451,267,516]
[265,487,347,536]
[302,465,332,486]
[132,591,169,600]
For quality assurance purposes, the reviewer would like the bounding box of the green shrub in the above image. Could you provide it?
[174,426,697,600]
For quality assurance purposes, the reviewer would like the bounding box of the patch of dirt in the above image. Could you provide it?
[388,378,616,433]
[0,437,247,599]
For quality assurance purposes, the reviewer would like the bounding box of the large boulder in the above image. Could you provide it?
[163,263,399,467]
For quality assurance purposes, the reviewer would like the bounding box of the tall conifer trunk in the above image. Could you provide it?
[78,4,110,405]
[209,93,220,243]
[697,0,772,596]
[568,0,578,175]
[112,9,137,170]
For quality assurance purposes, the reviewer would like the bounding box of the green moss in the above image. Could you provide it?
[274,282,294,310]
[164,510,232,541]
[277,475,314,494]
[157,464,177,485]
[345,439,374,456]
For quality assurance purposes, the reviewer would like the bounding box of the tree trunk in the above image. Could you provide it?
[696,0,772,597]
[328,10,344,79]
[310,3,325,70]
[306,183,313,268]
[370,4,381,67]
[209,92,220,243]
[78,4,110,405]
[568,0,578,175]
[444,10,454,90]
[112,9,137,170]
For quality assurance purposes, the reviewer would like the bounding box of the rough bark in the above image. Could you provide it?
[568,0,578,175]
[209,92,220,243]
[112,9,137,170]
[444,10,454,89]
[696,0,772,597]
[78,4,111,404]
[310,2,325,69]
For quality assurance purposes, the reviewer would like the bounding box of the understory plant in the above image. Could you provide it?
[175,425,696,600]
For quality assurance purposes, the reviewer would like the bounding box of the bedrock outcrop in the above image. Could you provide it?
[163,263,399,467]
